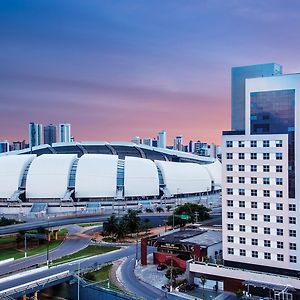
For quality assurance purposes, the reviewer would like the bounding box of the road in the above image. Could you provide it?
[0,244,136,294]
[119,254,167,300]
[0,225,91,277]
[0,213,171,235]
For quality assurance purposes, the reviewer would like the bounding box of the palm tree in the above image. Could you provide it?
[124,210,140,236]
[115,219,127,241]
[143,218,151,233]
[105,214,118,237]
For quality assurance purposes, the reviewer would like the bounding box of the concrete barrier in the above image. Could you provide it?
[0,257,14,266]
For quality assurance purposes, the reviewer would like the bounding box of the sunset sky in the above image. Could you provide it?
[1,0,300,145]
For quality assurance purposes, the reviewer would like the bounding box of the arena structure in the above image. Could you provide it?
[0,142,221,217]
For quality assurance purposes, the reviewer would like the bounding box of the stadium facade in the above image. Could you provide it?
[0,142,221,217]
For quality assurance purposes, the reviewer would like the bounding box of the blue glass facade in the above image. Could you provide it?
[250,89,295,198]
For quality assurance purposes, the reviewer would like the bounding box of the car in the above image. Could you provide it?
[157,264,168,271]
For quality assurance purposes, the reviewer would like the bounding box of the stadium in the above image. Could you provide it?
[0,142,221,217]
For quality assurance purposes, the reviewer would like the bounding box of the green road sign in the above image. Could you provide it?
[180,214,190,220]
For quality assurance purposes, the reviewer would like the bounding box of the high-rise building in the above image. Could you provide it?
[231,63,282,131]
[0,140,9,153]
[222,71,300,291]
[131,136,141,145]
[143,137,152,146]
[43,124,57,145]
[173,135,183,151]
[29,122,43,148]
[188,140,195,153]
[59,123,71,143]
[157,130,166,148]
[12,140,26,151]
[152,138,158,147]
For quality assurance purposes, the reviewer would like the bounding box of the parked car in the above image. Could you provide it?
[157,264,168,271]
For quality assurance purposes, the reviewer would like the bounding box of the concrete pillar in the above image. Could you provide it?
[54,230,58,240]
[21,295,26,300]
[46,231,51,242]
[33,291,38,300]
[141,238,147,265]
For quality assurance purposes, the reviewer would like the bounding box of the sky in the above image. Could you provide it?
[1,0,300,145]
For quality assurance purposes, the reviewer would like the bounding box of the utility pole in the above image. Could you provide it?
[77,261,80,300]
[194,212,199,223]
[46,216,50,268]
[24,233,27,258]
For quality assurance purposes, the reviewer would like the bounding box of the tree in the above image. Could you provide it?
[166,205,172,212]
[105,214,119,237]
[115,219,127,240]
[143,218,151,233]
[123,210,140,235]
[156,207,164,213]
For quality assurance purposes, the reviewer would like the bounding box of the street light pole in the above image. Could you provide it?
[77,261,80,300]
[46,216,50,268]
[24,233,27,258]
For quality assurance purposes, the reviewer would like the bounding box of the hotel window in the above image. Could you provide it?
[251,165,257,172]
[276,178,283,185]
[227,153,233,159]
[263,177,270,185]
[290,243,297,250]
[251,153,257,160]
[240,237,246,244]
[227,200,233,207]
[263,190,270,197]
[264,215,270,222]
[239,200,245,207]
[251,214,258,221]
[276,216,283,223]
[276,191,283,198]
[227,176,233,183]
[251,141,257,147]
[263,140,270,147]
[239,177,245,184]
[239,225,246,232]
[276,153,283,160]
[290,256,297,263]
[227,188,233,195]
[263,202,270,209]
[251,177,257,184]
[251,189,257,196]
[264,227,270,234]
[227,212,233,219]
[251,201,257,209]
[252,239,258,246]
[238,141,245,147]
[239,153,245,159]
[263,165,270,172]
[240,249,246,256]
[289,204,296,211]
[252,251,258,258]
[227,224,234,231]
[276,166,283,172]
[277,241,284,249]
[276,203,283,210]
[289,230,296,237]
[263,153,270,160]
[264,240,271,247]
[289,217,296,224]
[264,252,271,260]
[239,189,245,196]
[277,229,283,236]
[251,226,258,233]
[276,140,283,147]
[227,164,233,171]
[226,141,233,148]
[239,213,245,220]
[239,165,245,172]
[227,236,234,243]
[227,248,234,255]
[277,254,284,262]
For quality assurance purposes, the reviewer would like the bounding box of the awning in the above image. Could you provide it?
[243,280,295,292]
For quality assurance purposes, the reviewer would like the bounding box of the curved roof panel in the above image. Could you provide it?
[124,157,159,197]
[203,160,222,189]
[0,155,36,198]
[155,161,211,195]
[75,154,118,198]
[26,154,77,199]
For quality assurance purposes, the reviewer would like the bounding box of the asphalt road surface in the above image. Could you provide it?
[0,225,91,277]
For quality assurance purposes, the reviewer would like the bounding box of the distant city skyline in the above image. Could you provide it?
[1,1,300,144]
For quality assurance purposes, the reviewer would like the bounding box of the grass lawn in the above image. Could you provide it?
[0,236,17,244]
[0,240,63,261]
[79,222,103,227]
[53,245,120,265]
[84,264,123,292]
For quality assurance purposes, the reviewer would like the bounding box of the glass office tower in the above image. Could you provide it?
[231,63,282,131]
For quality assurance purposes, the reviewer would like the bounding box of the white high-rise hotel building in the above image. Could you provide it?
[223,72,300,286]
